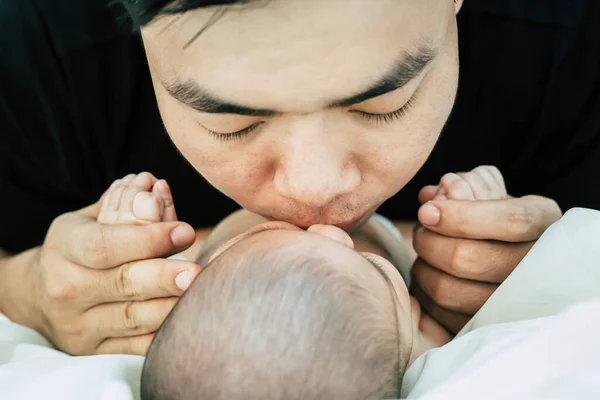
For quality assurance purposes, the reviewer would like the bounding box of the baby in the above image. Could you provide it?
[96,167,507,400]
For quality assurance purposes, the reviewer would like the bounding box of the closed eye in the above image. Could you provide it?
[203,122,264,143]
[350,94,417,126]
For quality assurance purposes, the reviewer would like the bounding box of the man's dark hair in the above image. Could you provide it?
[115,0,250,27]
[140,234,404,400]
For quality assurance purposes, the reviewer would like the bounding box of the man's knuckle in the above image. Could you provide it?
[505,204,536,237]
[430,276,451,304]
[121,301,140,331]
[116,264,138,298]
[450,240,476,275]
[45,279,79,301]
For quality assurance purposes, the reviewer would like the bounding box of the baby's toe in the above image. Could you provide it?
[131,172,157,191]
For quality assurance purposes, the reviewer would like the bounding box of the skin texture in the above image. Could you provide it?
[141,0,459,230]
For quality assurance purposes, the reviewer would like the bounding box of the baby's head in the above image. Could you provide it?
[141,225,416,400]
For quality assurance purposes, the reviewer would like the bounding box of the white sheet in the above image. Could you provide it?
[1,208,599,399]
[0,313,143,399]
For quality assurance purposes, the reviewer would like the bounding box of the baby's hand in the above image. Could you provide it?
[430,165,508,201]
[98,172,178,225]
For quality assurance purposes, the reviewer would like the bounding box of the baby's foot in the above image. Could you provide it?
[98,172,178,225]
[432,165,508,201]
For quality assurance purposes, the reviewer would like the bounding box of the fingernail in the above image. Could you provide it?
[419,203,441,226]
[170,225,194,248]
[175,269,195,291]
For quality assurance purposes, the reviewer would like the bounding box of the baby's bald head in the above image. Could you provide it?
[141,230,408,400]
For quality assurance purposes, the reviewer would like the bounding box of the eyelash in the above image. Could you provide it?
[206,122,264,143]
[206,94,418,143]
[351,94,418,126]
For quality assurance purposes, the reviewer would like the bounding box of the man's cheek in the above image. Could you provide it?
[200,158,267,197]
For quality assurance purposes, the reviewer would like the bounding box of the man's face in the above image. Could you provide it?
[142,0,460,230]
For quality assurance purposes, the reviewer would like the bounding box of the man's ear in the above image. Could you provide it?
[455,0,464,14]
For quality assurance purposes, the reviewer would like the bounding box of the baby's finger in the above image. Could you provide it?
[419,185,439,204]
[481,165,506,189]
[472,166,507,198]
[433,187,448,201]
[133,192,163,222]
[457,172,495,200]
[155,180,178,222]
[131,172,158,191]
[439,173,475,200]
[119,173,157,216]
[105,175,136,214]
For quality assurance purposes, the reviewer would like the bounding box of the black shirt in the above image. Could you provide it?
[1,0,599,254]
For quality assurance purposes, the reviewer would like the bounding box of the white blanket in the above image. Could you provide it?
[402,207,600,399]
[1,208,599,399]
[0,314,143,399]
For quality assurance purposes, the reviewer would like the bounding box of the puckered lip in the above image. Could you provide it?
[266,209,375,234]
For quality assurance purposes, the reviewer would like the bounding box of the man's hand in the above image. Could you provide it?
[2,188,201,356]
[410,166,562,333]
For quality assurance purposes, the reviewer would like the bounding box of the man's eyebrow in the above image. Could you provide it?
[163,43,436,117]
[330,44,437,108]
[163,79,279,117]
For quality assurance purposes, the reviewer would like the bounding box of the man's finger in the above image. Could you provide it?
[413,227,533,282]
[95,333,155,356]
[56,213,196,269]
[417,195,562,242]
[86,297,179,339]
[90,258,201,303]
[411,284,471,334]
[411,259,496,314]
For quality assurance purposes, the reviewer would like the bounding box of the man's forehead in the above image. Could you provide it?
[143,0,451,112]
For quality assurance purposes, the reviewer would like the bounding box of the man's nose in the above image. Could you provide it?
[273,119,360,208]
